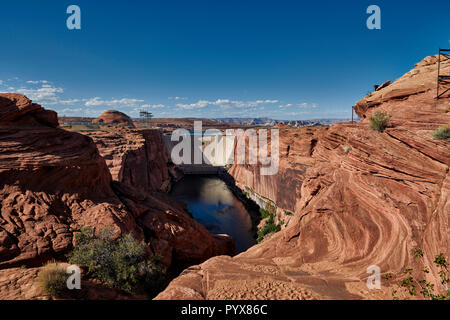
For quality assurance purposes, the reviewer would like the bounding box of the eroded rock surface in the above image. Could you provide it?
[86,128,180,192]
[0,94,141,268]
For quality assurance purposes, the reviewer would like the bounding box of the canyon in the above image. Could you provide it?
[155,54,449,300]
[0,53,448,300]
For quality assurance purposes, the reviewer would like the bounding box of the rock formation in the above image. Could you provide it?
[355,54,449,118]
[1,53,448,300]
[0,94,142,269]
[156,54,449,300]
[86,128,180,193]
[92,110,135,128]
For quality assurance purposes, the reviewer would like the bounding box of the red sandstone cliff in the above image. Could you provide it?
[156,54,450,300]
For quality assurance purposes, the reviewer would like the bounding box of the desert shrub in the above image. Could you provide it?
[392,249,449,300]
[257,214,282,243]
[285,211,294,216]
[383,273,393,280]
[369,111,391,132]
[259,208,271,219]
[36,262,68,298]
[68,227,166,296]
[432,125,450,141]
[342,145,352,154]
[443,108,450,113]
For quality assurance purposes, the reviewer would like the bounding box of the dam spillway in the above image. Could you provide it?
[163,132,235,175]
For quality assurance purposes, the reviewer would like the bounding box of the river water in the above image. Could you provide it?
[170,175,256,253]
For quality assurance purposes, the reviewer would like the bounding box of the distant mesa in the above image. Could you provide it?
[92,110,135,128]
[212,117,353,127]
[273,122,291,128]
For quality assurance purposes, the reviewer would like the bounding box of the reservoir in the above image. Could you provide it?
[170,175,256,253]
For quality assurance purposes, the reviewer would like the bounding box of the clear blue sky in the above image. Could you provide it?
[1,0,449,120]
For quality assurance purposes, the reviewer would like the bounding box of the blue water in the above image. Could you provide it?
[170,175,256,253]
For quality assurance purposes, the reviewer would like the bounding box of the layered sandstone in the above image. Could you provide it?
[157,54,449,300]
[355,54,450,118]
[228,126,328,215]
[86,128,180,192]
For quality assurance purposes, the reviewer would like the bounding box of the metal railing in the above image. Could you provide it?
[437,48,450,99]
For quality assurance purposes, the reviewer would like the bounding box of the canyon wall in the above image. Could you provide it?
[157,54,450,300]
[87,128,180,193]
[228,126,327,215]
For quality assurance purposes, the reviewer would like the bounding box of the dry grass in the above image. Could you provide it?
[432,124,450,141]
[342,145,352,153]
[369,111,392,132]
[36,261,69,298]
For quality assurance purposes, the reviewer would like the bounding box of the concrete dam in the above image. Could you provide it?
[163,132,235,175]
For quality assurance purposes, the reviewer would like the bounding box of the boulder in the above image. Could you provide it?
[92,110,135,128]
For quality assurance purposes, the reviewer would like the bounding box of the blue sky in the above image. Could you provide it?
[0,0,449,120]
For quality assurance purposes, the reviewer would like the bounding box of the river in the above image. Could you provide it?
[170,175,256,253]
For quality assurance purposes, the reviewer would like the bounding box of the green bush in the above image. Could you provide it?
[257,215,282,243]
[432,125,450,141]
[68,227,166,296]
[37,262,68,298]
[284,211,294,216]
[369,111,392,132]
